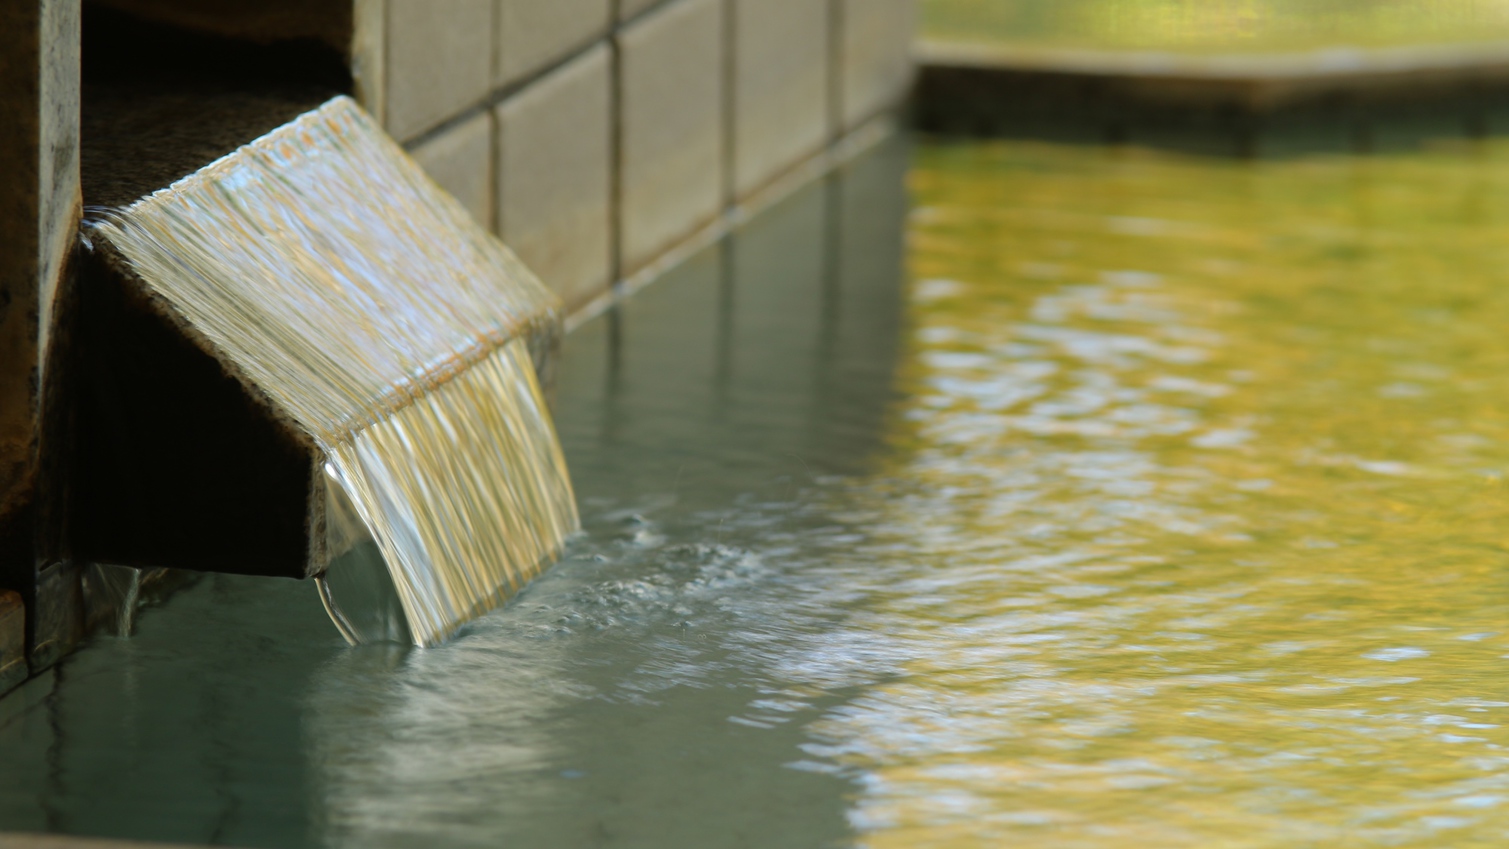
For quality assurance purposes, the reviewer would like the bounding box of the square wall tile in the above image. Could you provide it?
[409,110,493,229]
[495,44,613,310]
[386,0,493,141]
[496,0,611,88]
[352,0,387,124]
[618,0,667,22]
[838,0,916,130]
[731,0,829,198]
[619,0,725,273]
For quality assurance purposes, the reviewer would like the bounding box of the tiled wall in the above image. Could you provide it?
[360,0,916,314]
[0,0,912,692]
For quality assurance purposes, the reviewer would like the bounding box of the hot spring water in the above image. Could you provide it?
[7,133,1509,847]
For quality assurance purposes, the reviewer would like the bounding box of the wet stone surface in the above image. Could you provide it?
[0,591,23,697]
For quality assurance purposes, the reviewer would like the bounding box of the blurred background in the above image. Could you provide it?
[923,0,1509,52]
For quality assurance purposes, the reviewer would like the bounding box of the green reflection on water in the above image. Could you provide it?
[923,0,1509,52]
[832,137,1509,846]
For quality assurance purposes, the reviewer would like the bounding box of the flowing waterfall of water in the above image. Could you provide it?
[84,96,580,647]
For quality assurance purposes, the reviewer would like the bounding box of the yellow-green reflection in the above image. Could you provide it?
[924,0,1509,52]
[827,139,1509,846]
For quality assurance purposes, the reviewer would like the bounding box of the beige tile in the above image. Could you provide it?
[495,0,611,87]
[409,110,493,229]
[495,44,613,310]
[838,0,916,130]
[731,0,829,198]
[618,0,666,22]
[619,0,725,273]
[385,0,493,142]
[0,590,23,696]
[351,0,387,125]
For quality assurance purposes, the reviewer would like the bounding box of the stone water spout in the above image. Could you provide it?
[74,96,579,647]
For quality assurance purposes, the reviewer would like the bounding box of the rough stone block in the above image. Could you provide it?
[0,0,78,503]
[409,110,493,229]
[385,0,492,142]
[838,0,916,130]
[0,589,23,696]
[495,44,612,310]
[731,0,829,198]
[495,0,611,88]
[0,0,79,656]
[619,0,725,274]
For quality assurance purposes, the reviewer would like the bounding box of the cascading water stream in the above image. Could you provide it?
[83,96,580,647]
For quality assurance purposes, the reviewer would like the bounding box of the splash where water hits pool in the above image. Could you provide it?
[6,132,1509,847]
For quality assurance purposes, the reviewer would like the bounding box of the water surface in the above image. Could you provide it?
[7,133,1509,847]
[853,137,1509,846]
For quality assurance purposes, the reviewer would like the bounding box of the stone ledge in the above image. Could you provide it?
[915,37,1509,155]
[917,38,1509,112]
